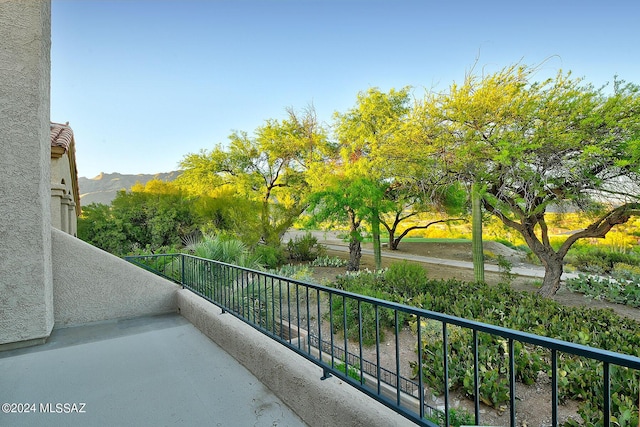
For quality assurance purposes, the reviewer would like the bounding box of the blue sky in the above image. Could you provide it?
[51,0,640,178]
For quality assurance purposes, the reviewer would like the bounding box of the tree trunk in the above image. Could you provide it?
[388,230,398,250]
[385,213,400,250]
[471,183,485,282]
[347,238,362,271]
[538,257,564,297]
[346,208,362,271]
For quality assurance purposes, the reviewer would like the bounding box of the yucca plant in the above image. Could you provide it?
[193,234,261,269]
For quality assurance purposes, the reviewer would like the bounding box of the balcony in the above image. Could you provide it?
[0,229,408,427]
[124,252,640,427]
[2,229,639,427]
[0,313,305,426]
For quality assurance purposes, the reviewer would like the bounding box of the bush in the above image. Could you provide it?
[383,261,427,298]
[252,244,286,269]
[192,234,261,269]
[287,232,326,261]
[331,269,409,345]
[566,271,640,307]
[568,246,640,274]
[270,264,314,282]
[310,256,348,267]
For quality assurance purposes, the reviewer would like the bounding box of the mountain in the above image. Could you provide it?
[78,171,181,205]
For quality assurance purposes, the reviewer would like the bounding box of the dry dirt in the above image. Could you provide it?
[305,240,640,427]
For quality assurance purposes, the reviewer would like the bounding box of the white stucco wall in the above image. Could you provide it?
[52,229,179,326]
[0,0,54,345]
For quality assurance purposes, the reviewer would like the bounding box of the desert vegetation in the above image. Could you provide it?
[80,63,640,425]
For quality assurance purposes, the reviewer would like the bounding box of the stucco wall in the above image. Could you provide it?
[0,0,54,345]
[52,229,179,326]
[178,290,409,427]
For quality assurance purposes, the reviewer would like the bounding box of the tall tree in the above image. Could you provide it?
[179,107,329,246]
[432,64,640,295]
[378,173,467,250]
[374,88,467,251]
[307,172,387,271]
[78,180,199,255]
[330,87,412,268]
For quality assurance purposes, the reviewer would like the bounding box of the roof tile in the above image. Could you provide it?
[50,121,74,151]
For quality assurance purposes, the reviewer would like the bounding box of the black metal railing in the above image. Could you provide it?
[124,253,640,427]
[308,333,422,398]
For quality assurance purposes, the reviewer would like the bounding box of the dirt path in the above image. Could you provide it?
[284,230,639,322]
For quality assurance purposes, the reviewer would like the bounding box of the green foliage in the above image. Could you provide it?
[496,254,515,285]
[179,107,330,246]
[383,261,428,298]
[426,407,475,427]
[566,272,640,307]
[270,264,314,282]
[427,64,640,295]
[78,181,199,255]
[405,279,640,422]
[334,361,364,382]
[252,244,287,269]
[331,269,404,345]
[77,203,128,254]
[329,263,429,344]
[310,255,348,267]
[567,246,640,275]
[327,269,640,422]
[193,234,261,269]
[286,232,326,262]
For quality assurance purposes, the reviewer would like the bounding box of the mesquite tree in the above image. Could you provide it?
[430,64,640,296]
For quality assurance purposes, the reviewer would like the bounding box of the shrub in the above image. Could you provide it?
[310,256,348,267]
[568,246,640,274]
[566,272,640,308]
[334,361,363,382]
[326,267,640,423]
[496,254,515,284]
[287,232,327,262]
[253,244,287,269]
[270,264,314,282]
[383,261,427,298]
[330,269,409,345]
[192,234,261,269]
[426,406,475,427]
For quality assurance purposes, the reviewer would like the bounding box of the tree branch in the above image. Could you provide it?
[558,203,640,257]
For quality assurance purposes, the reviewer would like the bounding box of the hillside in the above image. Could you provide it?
[78,171,181,205]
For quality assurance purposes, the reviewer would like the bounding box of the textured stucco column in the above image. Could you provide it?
[50,183,65,231]
[0,0,54,347]
[68,200,77,236]
[60,193,71,233]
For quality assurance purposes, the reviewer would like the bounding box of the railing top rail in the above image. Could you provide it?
[126,253,640,370]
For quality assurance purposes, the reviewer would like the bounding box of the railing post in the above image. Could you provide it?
[551,349,558,427]
[603,362,610,427]
[509,338,516,427]
[442,322,449,427]
[320,368,332,380]
[181,254,185,288]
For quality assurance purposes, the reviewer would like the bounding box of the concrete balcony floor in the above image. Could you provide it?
[0,313,306,427]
